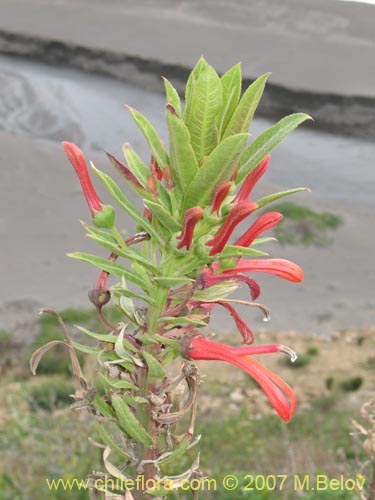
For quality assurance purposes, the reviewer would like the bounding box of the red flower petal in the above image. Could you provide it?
[234,154,270,203]
[234,212,283,248]
[62,141,102,217]
[186,336,296,422]
[220,258,304,283]
[206,201,258,255]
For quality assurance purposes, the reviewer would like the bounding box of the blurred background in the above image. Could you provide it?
[0,1,374,499]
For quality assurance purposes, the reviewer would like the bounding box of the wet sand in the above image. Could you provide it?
[0,0,374,340]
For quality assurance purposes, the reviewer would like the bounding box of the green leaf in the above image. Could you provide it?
[182,133,249,211]
[71,341,100,355]
[223,73,270,139]
[85,233,156,272]
[115,326,135,361]
[163,77,182,116]
[251,237,277,246]
[146,199,181,234]
[93,395,116,418]
[111,281,155,305]
[192,281,239,302]
[166,105,198,192]
[123,143,172,211]
[91,166,163,247]
[67,252,148,290]
[185,64,222,159]
[237,113,312,184]
[98,373,139,392]
[153,277,194,287]
[158,436,190,466]
[256,188,309,209]
[122,143,150,187]
[218,63,242,137]
[142,351,165,380]
[111,393,153,447]
[184,57,209,123]
[127,106,169,169]
[75,325,118,344]
[81,222,117,245]
[94,422,132,459]
[219,245,269,258]
[158,316,208,327]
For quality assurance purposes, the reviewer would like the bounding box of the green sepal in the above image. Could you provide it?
[92,204,115,229]
[142,351,166,381]
[223,73,270,139]
[256,188,309,209]
[237,113,312,184]
[111,393,153,447]
[127,106,169,169]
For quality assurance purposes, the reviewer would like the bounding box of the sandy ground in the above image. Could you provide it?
[0,0,374,97]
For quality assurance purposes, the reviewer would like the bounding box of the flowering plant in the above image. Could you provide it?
[31,57,310,499]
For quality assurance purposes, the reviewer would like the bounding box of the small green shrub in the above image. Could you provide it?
[339,376,363,392]
[306,346,319,356]
[356,335,365,346]
[325,376,335,391]
[28,378,75,412]
[283,354,311,368]
[268,202,343,247]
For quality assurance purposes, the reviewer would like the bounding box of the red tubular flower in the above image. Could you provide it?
[217,301,254,344]
[211,181,232,214]
[106,152,143,189]
[199,269,261,300]
[234,212,283,248]
[214,258,304,283]
[206,201,258,255]
[183,335,296,422]
[62,141,102,217]
[177,207,204,250]
[234,154,270,203]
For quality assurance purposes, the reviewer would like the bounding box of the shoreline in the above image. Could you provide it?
[0,29,374,140]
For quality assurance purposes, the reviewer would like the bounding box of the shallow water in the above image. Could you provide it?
[1,54,374,208]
